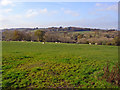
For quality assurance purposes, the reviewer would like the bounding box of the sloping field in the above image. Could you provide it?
[2,41,118,88]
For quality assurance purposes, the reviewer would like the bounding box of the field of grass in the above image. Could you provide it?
[2,41,118,88]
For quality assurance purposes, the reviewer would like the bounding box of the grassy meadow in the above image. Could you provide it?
[2,41,118,88]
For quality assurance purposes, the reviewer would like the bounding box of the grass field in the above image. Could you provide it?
[2,41,118,88]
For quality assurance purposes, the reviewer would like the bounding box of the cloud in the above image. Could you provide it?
[51,10,58,14]
[61,8,64,10]
[0,14,30,29]
[64,10,79,16]
[95,3,102,7]
[95,3,118,12]
[26,8,48,18]
[61,8,80,17]
[39,8,47,13]
[79,15,118,29]
[0,14,22,22]
[0,0,14,6]
[0,15,4,21]
[0,8,12,14]
[106,4,118,11]
[0,13,117,29]
[26,9,39,18]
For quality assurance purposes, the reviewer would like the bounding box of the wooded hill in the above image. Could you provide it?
[2,26,117,32]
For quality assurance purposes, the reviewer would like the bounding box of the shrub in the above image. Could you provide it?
[77,38,88,44]
[102,41,107,45]
[97,42,102,45]
[106,42,112,45]
[113,36,120,46]
[102,63,120,86]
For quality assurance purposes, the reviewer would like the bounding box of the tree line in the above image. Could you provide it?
[2,29,120,46]
[2,30,45,42]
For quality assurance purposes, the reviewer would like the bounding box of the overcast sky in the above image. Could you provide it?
[0,0,118,29]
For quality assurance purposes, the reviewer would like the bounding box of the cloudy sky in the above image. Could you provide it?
[0,0,118,29]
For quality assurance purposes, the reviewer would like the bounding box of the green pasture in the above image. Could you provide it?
[2,41,118,88]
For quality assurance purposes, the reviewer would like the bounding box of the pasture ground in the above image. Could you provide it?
[2,41,118,88]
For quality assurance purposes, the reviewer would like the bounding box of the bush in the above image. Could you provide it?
[102,63,120,86]
[102,41,107,45]
[97,42,102,45]
[113,36,120,46]
[106,42,112,45]
[77,38,88,44]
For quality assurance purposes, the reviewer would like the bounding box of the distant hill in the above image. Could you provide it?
[2,27,117,32]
